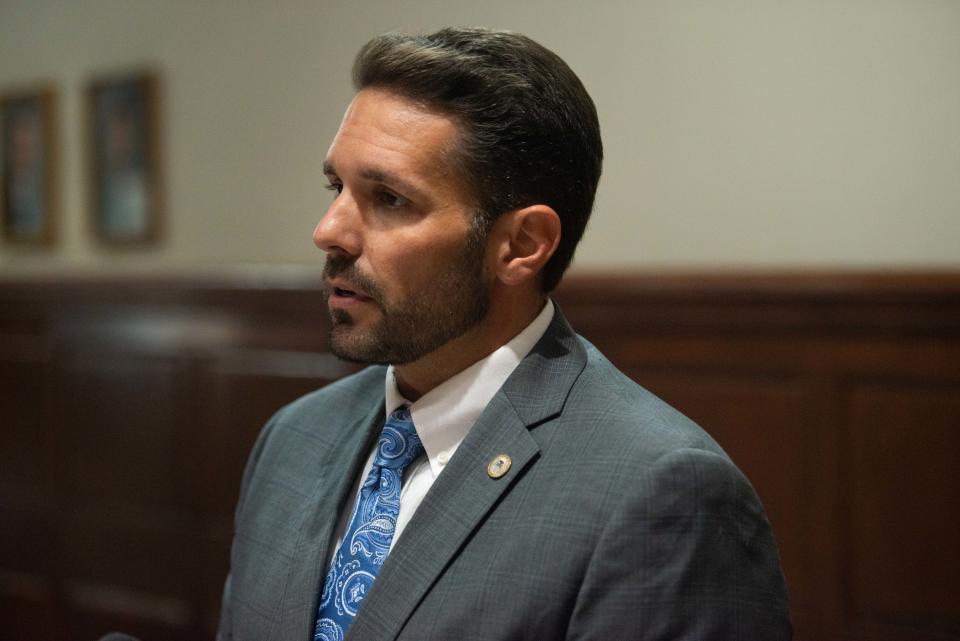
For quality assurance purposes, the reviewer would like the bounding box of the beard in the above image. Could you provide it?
[321,227,490,365]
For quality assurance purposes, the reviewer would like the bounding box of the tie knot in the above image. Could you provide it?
[374,406,423,470]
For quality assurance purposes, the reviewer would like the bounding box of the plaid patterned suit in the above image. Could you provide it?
[218,307,792,640]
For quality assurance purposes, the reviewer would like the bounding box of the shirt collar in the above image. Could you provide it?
[385,299,555,477]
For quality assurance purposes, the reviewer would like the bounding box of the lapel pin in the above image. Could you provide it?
[487,454,512,479]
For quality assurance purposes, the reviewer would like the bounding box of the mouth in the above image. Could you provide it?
[326,279,374,308]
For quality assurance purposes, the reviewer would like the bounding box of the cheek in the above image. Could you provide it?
[365,219,479,296]
[365,245,439,299]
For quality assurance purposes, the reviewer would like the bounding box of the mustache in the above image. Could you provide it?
[322,255,384,304]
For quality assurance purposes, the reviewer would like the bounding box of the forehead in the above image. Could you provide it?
[326,88,461,177]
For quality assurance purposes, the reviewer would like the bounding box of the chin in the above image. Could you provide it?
[328,326,389,365]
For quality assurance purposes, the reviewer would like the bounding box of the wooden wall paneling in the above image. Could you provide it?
[58,533,198,640]
[61,577,197,641]
[54,350,193,510]
[0,345,57,571]
[630,369,818,629]
[193,347,355,518]
[0,568,62,641]
[558,274,960,641]
[0,347,53,492]
[558,301,836,637]
[798,374,848,641]
[843,378,960,641]
[598,335,841,639]
[191,348,356,636]
[0,521,61,640]
[51,349,202,637]
[2,272,959,641]
[0,334,62,639]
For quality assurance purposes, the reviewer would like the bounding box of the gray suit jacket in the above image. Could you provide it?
[218,308,791,640]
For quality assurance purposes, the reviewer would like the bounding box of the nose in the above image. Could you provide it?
[313,192,361,257]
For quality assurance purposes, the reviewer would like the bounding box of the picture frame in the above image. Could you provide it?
[88,71,161,244]
[1,87,57,245]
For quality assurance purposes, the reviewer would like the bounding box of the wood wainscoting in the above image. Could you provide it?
[1,271,958,641]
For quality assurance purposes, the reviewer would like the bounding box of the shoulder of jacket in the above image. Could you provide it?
[564,334,729,461]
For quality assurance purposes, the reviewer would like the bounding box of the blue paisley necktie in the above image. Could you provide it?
[314,405,424,641]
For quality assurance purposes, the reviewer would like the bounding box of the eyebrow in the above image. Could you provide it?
[323,161,425,201]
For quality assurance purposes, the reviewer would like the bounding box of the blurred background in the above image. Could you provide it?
[1,1,958,640]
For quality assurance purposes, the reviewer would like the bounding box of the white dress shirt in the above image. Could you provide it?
[327,300,555,563]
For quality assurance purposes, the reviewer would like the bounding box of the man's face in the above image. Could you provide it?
[315,88,490,365]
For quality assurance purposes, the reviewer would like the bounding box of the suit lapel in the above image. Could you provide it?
[278,396,385,641]
[346,307,588,641]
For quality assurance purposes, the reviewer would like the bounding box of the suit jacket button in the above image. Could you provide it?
[487,454,512,479]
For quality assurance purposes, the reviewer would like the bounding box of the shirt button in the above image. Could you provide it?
[437,451,450,466]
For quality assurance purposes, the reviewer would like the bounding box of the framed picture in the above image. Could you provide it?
[88,71,161,244]
[1,88,57,245]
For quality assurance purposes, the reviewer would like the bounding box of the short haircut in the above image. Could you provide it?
[353,27,603,292]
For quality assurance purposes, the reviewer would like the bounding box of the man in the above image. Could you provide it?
[218,28,791,641]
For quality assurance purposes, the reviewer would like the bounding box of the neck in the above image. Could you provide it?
[393,293,547,401]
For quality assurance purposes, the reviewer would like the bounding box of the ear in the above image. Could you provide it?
[490,204,561,287]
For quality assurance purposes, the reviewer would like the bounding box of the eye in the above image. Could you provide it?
[325,181,342,196]
[375,189,407,209]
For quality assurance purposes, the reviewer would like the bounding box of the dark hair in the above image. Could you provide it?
[353,27,603,292]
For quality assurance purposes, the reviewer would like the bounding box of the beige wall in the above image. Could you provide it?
[2,0,958,275]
